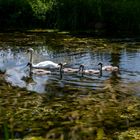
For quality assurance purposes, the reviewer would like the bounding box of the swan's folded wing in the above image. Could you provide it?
[33,61,58,69]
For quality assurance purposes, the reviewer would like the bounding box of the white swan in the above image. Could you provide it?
[98,62,119,71]
[27,48,66,69]
[58,63,79,73]
[79,64,101,74]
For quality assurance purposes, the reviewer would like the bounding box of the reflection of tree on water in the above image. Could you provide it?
[109,51,121,84]
[110,52,121,67]
[103,50,121,92]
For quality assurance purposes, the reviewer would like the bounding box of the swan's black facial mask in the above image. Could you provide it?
[26,62,32,67]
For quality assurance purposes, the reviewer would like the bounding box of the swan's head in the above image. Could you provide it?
[58,63,63,73]
[26,62,32,67]
[58,63,63,69]
[98,62,103,66]
[98,62,103,70]
[27,48,34,53]
[79,64,84,72]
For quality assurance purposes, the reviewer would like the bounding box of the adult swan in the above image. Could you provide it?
[27,48,66,69]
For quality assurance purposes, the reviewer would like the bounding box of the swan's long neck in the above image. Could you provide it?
[98,63,103,77]
[28,51,33,75]
[29,51,33,64]
[98,63,103,71]
[99,67,102,77]
[59,63,63,73]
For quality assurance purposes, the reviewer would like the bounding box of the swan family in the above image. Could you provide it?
[0,48,117,78]
[27,48,119,75]
[0,48,119,84]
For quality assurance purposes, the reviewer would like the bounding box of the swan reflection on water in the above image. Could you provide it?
[1,61,104,93]
[1,63,65,93]
[0,45,140,93]
[0,51,120,93]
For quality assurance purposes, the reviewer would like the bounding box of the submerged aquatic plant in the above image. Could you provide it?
[0,32,140,139]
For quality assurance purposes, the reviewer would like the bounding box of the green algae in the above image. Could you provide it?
[0,31,140,139]
[1,78,140,139]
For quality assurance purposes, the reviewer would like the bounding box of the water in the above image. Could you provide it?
[0,34,140,94]
[1,33,140,139]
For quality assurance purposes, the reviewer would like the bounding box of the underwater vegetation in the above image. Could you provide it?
[0,32,140,139]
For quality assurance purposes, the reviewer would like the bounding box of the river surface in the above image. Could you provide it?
[0,33,140,94]
[1,32,140,139]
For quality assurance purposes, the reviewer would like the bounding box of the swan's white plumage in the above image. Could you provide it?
[79,64,100,74]
[98,62,119,71]
[83,69,100,74]
[31,61,59,69]
[102,66,118,71]
[58,63,79,73]
[27,48,60,69]
[63,68,79,73]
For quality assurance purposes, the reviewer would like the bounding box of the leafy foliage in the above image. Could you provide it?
[0,0,33,28]
[0,0,140,34]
